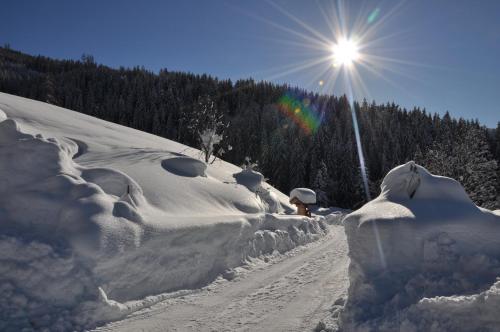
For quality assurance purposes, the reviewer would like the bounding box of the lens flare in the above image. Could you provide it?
[246,0,415,269]
[344,58,387,269]
[277,93,323,135]
[367,8,380,24]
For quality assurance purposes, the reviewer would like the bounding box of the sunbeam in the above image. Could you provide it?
[250,0,417,268]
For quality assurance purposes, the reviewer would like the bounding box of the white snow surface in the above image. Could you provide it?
[0,93,327,331]
[290,187,317,204]
[92,225,349,332]
[340,161,500,332]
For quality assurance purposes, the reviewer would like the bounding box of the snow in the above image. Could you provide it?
[401,280,500,332]
[233,168,285,214]
[91,225,349,332]
[234,168,265,192]
[0,92,327,331]
[290,187,317,204]
[161,156,207,177]
[340,161,500,331]
[199,128,222,163]
[312,207,351,226]
[6,91,496,332]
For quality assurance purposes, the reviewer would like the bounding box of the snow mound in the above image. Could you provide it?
[233,168,284,214]
[0,93,326,331]
[81,167,145,206]
[340,161,500,331]
[0,118,145,257]
[400,279,500,332]
[312,207,351,225]
[258,188,283,214]
[290,187,316,204]
[0,118,32,141]
[0,108,7,122]
[161,156,207,177]
[234,168,265,192]
[0,115,148,330]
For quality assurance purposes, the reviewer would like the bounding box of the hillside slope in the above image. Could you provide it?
[0,92,327,331]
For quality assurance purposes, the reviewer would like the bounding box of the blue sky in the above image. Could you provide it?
[1,0,499,127]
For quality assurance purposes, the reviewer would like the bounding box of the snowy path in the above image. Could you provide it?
[93,225,349,332]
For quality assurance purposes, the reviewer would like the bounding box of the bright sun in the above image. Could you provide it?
[331,38,360,67]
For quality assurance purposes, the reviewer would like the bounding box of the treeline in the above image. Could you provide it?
[0,46,498,209]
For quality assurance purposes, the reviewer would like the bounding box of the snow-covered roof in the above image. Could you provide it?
[289,188,316,204]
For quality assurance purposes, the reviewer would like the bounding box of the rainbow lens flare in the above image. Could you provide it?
[277,93,323,135]
[367,8,380,24]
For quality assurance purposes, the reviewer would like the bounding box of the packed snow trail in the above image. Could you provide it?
[93,225,348,332]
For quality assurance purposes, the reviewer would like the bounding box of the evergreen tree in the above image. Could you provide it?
[416,126,499,209]
[312,161,330,206]
[458,127,498,209]
[0,46,498,210]
[495,122,500,161]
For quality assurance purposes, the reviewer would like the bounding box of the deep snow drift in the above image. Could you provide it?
[0,93,327,331]
[340,161,500,331]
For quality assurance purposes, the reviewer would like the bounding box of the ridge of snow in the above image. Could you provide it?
[340,161,500,332]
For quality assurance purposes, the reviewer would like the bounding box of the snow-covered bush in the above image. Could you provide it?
[183,95,230,163]
[199,128,223,163]
[339,161,500,331]
[241,156,259,171]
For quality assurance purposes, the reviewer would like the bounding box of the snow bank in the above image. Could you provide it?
[233,168,284,213]
[311,207,351,225]
[0,93,327,331]
[400,279,500,332]
[339,161,500,331]
[0,116,145,330]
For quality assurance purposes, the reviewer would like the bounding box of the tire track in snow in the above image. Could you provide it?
[93,225,349,332]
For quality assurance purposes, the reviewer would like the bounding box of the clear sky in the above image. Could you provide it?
[1,0,499,127]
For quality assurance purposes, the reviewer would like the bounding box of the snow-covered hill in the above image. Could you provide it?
[0,92,327,331]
